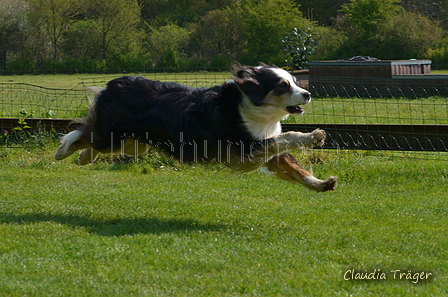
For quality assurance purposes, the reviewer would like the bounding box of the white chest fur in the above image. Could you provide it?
[238,95,288,140]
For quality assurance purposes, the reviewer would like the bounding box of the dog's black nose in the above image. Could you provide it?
[301,92,311,100]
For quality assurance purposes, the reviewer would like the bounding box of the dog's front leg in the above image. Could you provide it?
[266,152,337,192]
[275,128,327,150]
[247,129,327,166]
[257,128,325,160]
[240,129,335,187]
[263,129,336,192]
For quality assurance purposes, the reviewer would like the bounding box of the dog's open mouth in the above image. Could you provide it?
[286,105,304,114]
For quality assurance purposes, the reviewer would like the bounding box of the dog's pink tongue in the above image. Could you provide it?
[286,105,304,114]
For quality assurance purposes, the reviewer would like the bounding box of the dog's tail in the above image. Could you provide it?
[70,86,101,127]
[54,87,102,160]
[54,129,84,160]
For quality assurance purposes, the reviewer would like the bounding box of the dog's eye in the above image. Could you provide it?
[275,81,290,93]
[280,81,290,88]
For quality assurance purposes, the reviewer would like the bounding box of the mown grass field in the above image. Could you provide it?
[0,141,447,296]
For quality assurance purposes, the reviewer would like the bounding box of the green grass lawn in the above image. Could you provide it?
[429,70,448,75]
[1,142,447,296]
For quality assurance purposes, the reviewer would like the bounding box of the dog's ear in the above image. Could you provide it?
[234,67,260,90]
[234,73,267,106]
[237,68,256,79]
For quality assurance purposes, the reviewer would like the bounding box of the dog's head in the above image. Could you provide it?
[233,65,311,116]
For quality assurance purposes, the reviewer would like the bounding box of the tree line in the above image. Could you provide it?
[1,0,448,74]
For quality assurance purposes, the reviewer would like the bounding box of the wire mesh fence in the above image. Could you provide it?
[287,93,447,126]
[1,72,447,160]
[0,73,231,119]
[310,78,448,98]
[0,83,89,119]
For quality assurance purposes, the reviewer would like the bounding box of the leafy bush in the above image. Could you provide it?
[281,27,317,70]
[334,2,443,60]
[209,55,232,70]
[148,23,191,68]
[231,0,313,65]
[428,36,448,69]
[5,56,37,74]
[309,26,347,61]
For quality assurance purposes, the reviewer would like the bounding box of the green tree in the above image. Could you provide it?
[0,0,27,71]
[296,0,349,26]
[379,11,444,58]
[231,0,313,65]
[85,0,141,60]
[28,0,78,68]
[338,0,443,59]
[61,20,102,60]
[141,0,232,26]
[148,23,191,68]
[309,25,348,60]
[401,0,448,30]
[188,9,244,63]
[341,0,402,36]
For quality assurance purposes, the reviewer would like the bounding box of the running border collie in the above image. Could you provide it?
[55,65,337,192]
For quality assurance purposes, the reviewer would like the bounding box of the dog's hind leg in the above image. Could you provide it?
[79,148,101,165]
[265,152,337,192]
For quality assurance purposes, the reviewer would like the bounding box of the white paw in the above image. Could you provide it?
[303,175,337,192]
[311,129,326,146]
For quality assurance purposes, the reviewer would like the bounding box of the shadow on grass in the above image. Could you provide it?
[0,212,225,236]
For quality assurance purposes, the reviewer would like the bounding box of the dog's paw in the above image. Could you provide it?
[303,175,337,192]
[322,176,337,192]
[311,128,326,146]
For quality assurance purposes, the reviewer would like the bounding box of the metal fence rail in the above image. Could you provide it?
[309,81,448,98]
[283,124,448,152]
